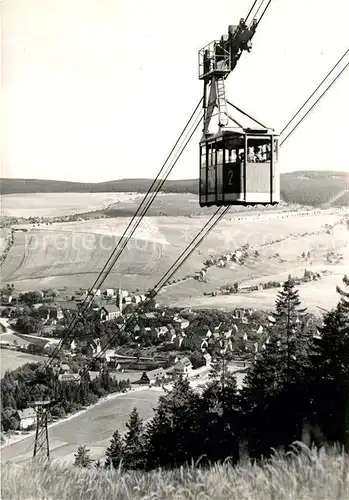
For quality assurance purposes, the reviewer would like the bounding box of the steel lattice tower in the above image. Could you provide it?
[32,401,52,463]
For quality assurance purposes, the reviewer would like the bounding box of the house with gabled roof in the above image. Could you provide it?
[139,367,167,385]
[15,408,37,430]
[100,304,121,322]
[58,373,80,383]
[173,317,189,330]
[173,356,192,376]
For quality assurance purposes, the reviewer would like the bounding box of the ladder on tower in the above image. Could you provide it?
[215,77,228,127]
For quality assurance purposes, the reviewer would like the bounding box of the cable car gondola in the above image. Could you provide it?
[198,20,280,207]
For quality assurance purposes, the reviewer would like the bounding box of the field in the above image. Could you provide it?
[0,388,161,465]
[2,445,348,500]
[1,204,347,314]
[1,192,141,218]
[1,192,292,218]
[0,348,45,378]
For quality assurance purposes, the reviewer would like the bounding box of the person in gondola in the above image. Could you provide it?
[247,148,256,162]
[254,146,264,162]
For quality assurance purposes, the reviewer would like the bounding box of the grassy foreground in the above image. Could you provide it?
[1,444,348,500]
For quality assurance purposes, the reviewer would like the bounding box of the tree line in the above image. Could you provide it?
[74,275,349,470]
[1,366,130,432]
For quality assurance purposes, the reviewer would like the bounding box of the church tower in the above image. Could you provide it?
[117,285,123,312]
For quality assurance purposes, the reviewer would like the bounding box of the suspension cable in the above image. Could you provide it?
[252,0,267,23]
[280,61,349,147]
[280,48,349,136]
[83,53,349,375]
[255,0,272,28]
[245,0,259,24]
[45,0,274,369]
[47,109,204,365]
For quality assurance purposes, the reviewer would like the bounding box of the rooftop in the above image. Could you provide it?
[17,408,36,420]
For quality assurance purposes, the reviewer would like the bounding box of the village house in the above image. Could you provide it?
[100,305,122,322]
[49,304,64,321]
[99,349,117,364]
[51,362,71,375]
[203,352,212,366]
[173,357,193,376]
[59,301,81,314]
[139,367,167,385]
[91,338,102,356]
[155,325,169,338]
[58,373,80,383]
[0,292,13,305]
[32,302,44,310]
[104,288,115,297]
[132,295,142,304]
[15,408,37,430]
[173,316,189,330]
[60,362,71,373]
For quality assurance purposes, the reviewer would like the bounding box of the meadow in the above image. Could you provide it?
[1,192,140,218]
[1,207,347,315]
[0,349,45,378]
[1,444,348,500]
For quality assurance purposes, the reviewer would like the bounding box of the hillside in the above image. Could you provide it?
[1,211,347,317]
[1,171,348,206]
[0,178,198,195]
[1,446,348,500]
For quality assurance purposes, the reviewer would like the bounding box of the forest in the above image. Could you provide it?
[1,171,348,207]
[74,274,349,470]
[1,366,130,431]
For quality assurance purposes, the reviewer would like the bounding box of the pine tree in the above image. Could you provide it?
[203,331,240,464]
[145,377,206,469]
[309,275,349,448]
[242,277,313,457]
[123,407,145,470]
[336,274,349,311]
[73,445,93,468]
[274,275,310,377]
[206,330,238,416]
[104,430,124,470]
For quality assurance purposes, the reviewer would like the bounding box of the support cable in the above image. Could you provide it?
[245,0,259,23]
[84,53,349,376]
[252,0,267,24]
[46,0,275,368]
[47,108,204,365]
[255,0,272,28]
[227,100,267,128]
[77,206,230,378]
[280,48,349,136]
[280,62,349,147]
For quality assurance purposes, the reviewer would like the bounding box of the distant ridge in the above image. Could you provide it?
[1,171,348,206]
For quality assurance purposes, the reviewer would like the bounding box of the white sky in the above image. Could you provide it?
[2,0,349,182]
